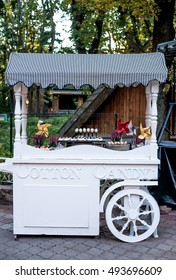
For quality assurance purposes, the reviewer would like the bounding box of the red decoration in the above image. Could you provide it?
[115,119,130,135]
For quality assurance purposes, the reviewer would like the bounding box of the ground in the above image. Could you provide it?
[0,190,176,260]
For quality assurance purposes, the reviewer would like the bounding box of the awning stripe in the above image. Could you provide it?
[5,52,168,89]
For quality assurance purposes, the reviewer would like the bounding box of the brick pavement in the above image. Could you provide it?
[0,201,176,260]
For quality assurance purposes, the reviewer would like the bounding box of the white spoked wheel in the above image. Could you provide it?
[105,189,160,243]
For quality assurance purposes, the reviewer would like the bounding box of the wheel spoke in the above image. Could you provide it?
[136,197,146,210]
[115,202,126,212]
[137,217,151,228]
[132,221,138,236]
[112,215,128,221]
[120,219,130,233]
[139,210,154,216]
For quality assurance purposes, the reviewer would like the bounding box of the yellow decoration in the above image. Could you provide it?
[138,123,151,140]
[36,120,52,137]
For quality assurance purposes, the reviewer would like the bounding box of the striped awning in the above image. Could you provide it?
[5,52,167,89]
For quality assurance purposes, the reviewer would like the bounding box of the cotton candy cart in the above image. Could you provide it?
[1,52,168,242]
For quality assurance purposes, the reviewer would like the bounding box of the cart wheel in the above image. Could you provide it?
[105,189,160,243]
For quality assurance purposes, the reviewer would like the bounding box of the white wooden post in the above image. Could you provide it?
[145,83,151,127]
[21,84,28,144]
[150,80,159,159]
[13,83,22,158]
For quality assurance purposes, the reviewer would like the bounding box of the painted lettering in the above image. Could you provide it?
[93,165,156,180]
[15,165,82,180]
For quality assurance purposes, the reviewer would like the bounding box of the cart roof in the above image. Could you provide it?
[5,52,167,89]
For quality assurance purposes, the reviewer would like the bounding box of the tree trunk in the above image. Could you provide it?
[152,0,175,51]
[71,0,86,53]
[89,16,104,54]
[153,0,175,136]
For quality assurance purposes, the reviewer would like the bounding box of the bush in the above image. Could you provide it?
[0,113,71,157]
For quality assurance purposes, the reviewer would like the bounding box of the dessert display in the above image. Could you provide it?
[58,128,103,142]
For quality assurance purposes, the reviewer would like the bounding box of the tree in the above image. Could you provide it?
[0,0,61,112]
[70,0,106,53]
[152,0,175,51]
[60,0,175,132]
[60,0,175,54]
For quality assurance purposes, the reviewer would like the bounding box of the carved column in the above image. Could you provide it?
[14,83,22,157]
[145,83,151,127]
[150,80,159,159]
[21,84,28,144]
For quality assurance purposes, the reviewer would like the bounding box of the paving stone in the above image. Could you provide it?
[120,251,141,259]
[1,230,13,238]
[164,239,176,246]
[87,247,104,256]
[20,237,42,246]
[26,255,44,260]
[14,243,34,251]
[117,242,135,250]
[171,235,176,241]
[73,252,93,260]
[163,228,176,235]
[110,246,126,255]
[158,234,171,241]
[18,237,40,244]
[140,254,157,260]
[132,245,150,254]
[96,251,116,259]
[1,199,176,260]
[26,246,44,255]
[64,240,80,249]
[50,238,66,245]
[156,243,173,251]
[1,224,12,229]
[171,246,176,253]
[63,248,80,258]
[138,240,160,248]
[96,243,113,251]
[0,236,11,243]
[0,246,13,255]
[2,218,13,224]
[50,253,70,260]
[0,252,7,259]
[38,242,55,250]
[4,247,21,256]
[14,252,34,260]
[51,245,68,254]
[37,250,56,259]
[2,255,17,260]
[83,239,99,247]
[148,248,165,257]
[162,251,176,260]
[73,237,92,244]
[73,243,90,253]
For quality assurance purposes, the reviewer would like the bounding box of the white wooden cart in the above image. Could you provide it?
[1,52,168,242]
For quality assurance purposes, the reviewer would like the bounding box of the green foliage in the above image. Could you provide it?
[0,119,13,157]
[0,145,12,158]
[61,0,175,54]
[27,115,71,145]
[0,0,175,118]
[0,0,64,113]
[0,114,71,157]
[0,0,60,54]
[0,85,10,113]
